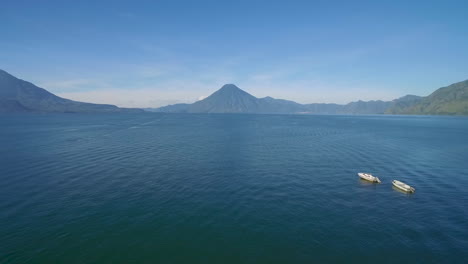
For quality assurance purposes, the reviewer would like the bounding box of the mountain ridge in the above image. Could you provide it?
[0,69,143,113]
[151,84,396,115]
[2,69,467,115]
[151,81,468,115]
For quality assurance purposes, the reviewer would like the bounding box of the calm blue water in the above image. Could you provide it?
[1,113,467,263]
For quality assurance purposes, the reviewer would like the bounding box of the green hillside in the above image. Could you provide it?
[387,80,468,115]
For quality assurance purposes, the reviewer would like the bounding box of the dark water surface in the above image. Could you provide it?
[1,113,467,263]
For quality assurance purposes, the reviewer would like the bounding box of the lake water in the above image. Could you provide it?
[1,113,467,263]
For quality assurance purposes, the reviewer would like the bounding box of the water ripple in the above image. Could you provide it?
[1,113,467,263]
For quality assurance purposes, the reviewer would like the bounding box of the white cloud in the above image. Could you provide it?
[57,89,196,108]
[38,79,112,93]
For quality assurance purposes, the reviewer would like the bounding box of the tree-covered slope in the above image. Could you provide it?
[387,80,468,115]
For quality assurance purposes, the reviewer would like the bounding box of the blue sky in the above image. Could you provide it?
[1,0,468,107]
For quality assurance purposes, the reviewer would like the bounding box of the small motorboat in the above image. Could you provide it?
[358,173,381,183]
[392,180,415,193]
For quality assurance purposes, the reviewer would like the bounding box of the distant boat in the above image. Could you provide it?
[392,180,415,193]
[358,173,381,183]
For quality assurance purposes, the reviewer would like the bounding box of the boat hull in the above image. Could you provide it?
[358,173,381,183]
[392,180,415,193]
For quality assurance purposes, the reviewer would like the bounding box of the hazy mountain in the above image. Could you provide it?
[300,100,392,115]
[385,95,423,114]
[150,84,304,114]
[152,80,468,115]
[188,84,260,113]
[0,69,142,113]
[257,96,306,113]
[342,100,392,114]
[151,84,393,114]
[150,103,190,113]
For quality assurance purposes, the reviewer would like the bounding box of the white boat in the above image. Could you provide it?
[392,180,415,193]
[358,173,381,183]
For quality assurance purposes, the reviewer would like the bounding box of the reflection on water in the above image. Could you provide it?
[392,186,415,195]
[358,178,379,186]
